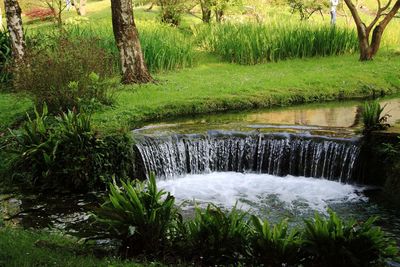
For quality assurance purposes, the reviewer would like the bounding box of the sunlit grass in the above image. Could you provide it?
[193,22,358,64]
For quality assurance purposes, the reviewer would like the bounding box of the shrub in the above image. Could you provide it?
[158,0,184,26]
[362,101,390,133]
[0,30,12,87]
[184,204,251,265]
[95,174,178,257]
[193,22,358,64]
[250,215,303,266]
[25,8,55,21]
[9,106,134,192]
[15,32,115,113]
[303,210,398,267]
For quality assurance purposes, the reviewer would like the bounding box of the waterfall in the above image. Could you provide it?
[135,131,361,183]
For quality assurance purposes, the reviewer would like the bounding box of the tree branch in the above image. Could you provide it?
[343,0,364,26]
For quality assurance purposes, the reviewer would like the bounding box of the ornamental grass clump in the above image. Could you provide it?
[194,22,358,64]
[66,21,195,73]
[0,30,12,87]
[362,100,390,133]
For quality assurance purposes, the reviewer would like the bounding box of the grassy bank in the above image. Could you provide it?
[91,51,400,131]
[0,228,152,267]
[1,51,399,132]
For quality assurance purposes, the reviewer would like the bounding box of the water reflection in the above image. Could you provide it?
[135,97,400,133]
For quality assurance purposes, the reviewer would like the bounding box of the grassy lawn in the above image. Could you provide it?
[91,52,400,131]
[0,228,155,267]
[0,94,31,132]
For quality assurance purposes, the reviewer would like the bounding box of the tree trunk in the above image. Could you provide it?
[215,9,223,22]
[110,0,153,84]
[344,0,400,61]
[4,0,25,64]
[79,0,86,15]
[200,0,211,23]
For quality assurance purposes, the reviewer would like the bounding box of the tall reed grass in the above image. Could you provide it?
[65,21,196,73]
[193,22,358,64]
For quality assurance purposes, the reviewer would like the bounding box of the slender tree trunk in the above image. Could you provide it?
[74,0,86,15]
[200,0,211,23]
[79,0,86,15]
[4,0,25,64]
[146,2,154,11]
[215,9,223,22]
[0,8,3,28]
[110,0,153,84]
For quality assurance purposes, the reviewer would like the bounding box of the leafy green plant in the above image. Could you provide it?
[9,106,133,192]
[250,215,302,266]
[303,210,398,267]
[362,101,390,133]
[95,174,178,257]
[184,204,251,265]
[10,104,57,186]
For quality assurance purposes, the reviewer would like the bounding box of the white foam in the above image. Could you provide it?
[157,172,367,214]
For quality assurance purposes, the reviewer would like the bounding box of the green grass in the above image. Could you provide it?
[90,52,400,131]
[0,228,155,267]
[0,94,31,132]
[194,23,358,64]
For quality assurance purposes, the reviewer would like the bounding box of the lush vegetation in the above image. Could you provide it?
[1,0,400,266]
[194,22,358,64]
[63,21,196,73]
[94,177,399,266]
[5,105,134,192]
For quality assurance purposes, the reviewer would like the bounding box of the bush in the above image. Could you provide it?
[95,174,178,257]
[158,0,184,26]
[25,8,55,21]
[193,22,358,64]
[303,210,398,267]
[250,215,303,266]
[15,32,115,114]
[184,204,251,265]
[9,106,134,192]
[362,101,390,133]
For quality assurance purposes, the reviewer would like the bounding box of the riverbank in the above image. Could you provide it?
[1,51,400,133]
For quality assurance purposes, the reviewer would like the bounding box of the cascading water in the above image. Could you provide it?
[135,131,361,183]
